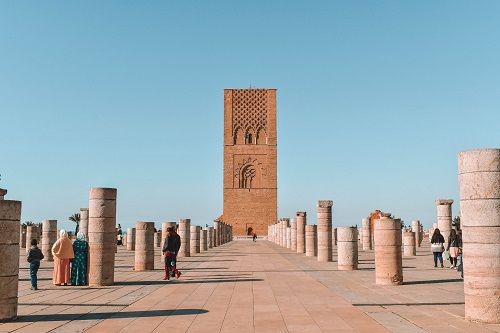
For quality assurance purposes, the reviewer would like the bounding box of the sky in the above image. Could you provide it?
[1,1,499,233]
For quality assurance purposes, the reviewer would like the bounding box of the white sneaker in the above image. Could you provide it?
[450,265,454,269]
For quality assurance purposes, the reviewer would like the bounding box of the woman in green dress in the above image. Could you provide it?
[71,232,88,286]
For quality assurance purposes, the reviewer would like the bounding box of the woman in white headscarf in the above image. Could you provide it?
[51,229,74,285]
[71,232,89,286]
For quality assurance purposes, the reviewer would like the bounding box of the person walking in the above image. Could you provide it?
[162,227,182,280]
[169,226,181,277]
[430,228,445,268]
[27,238,44,290]
[52,229,75,285]
[253,233,257,242]
[71,232,89,286]
[446,229,462,269]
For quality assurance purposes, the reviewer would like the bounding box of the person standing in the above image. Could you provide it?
[162,227,182,280]
[52,229,75,285]
[446,229,462,269]
[27,239,44,290]
[430,228,445,268]
[71,232,89,286]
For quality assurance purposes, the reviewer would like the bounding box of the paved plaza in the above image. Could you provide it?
[2,239,499,333]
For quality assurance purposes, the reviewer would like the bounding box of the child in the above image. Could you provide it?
[27,239,44,290]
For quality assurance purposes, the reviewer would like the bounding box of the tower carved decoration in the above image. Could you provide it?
[223,88,277,236]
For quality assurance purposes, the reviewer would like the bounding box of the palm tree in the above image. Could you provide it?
[69,213,81,235]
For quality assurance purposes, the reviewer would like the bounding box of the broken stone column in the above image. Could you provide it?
[19,225,26,248]
[458,148,500,323]
[290,218,297,252]
[88,187,117,286]
[178,219,190,257]
[374,216,403,285]
[317,200,333,262]
[337,226,358,270]
[134,222,155,271]
[435,199,453,249]
[305,225,317,257]
[286,226,291,249]
[201,229,208,252]
[403,231,416,256]
[80,208,89,237]
[208,227,213,248]
[362,218,371,250]
[154,230,162,247]
[126,228,135,251]
[0,189,21,321]
[41,220,57,261]
[332,227,337,246]
[25,226,38,253]
[190,226,200,254]
[213,220,220,247]
[411,220,421,247]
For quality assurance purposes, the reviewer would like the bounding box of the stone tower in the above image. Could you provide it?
[223,88,277,236]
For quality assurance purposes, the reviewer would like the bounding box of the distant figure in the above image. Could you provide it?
[162,227,182,280]
[52,229,75,285]
[253,233,257,242]
[71,232,89,286]
[27,238,44,290]
[117,224,123,235]
[170,226,181,277]
[430,228,445,268]
[447,229,462,269]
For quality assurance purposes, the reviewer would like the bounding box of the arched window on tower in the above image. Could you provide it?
[240,165,256,188]
[247,133,253,144]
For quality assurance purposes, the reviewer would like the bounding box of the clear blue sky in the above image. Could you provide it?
[1,1,499,232]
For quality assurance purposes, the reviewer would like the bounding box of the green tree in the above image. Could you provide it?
[69,213,80,235]
[452,216,461,230]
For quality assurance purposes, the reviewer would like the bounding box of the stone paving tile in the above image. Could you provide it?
[1,238,499,332]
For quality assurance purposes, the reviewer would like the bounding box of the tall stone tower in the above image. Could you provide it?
[223,88,277,236]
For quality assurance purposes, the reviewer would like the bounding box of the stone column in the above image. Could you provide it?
[282,219,289,247]
[126,228,135,251]
[190,226,200,254]
[214,220,220,247]
[41,220,57,261]
[411,220,421,248]
[80,208,89,237]
[458,148,500,323]
[374,216,403,285]
[403,231,416,256]
[296,213,307,253]
[201,229,208,252]
[305,225,317,257]
[208,227,213,248]
[435,199,453,249]
[337,226,358,270]
[122,234,127,246]
[317,200,333,262]
[154,231,162,247]
[0,189,21,321]
[88,187,117,286]
[362,218,372,250]
[290,218,297,252]
[332,227,337,246]
[134,222,155,271]
[25,226,38,253]
[286,227,291,249]
[178,219,190,257]
[19,225,26,248]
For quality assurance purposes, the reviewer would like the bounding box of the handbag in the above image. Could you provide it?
[431,243,444,253]
[164,251,171,257]
[444,251,450,260]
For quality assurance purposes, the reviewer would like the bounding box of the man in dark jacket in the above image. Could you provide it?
[162,227,182,280]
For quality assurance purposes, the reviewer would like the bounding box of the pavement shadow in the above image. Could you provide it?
[16,309,209,322]
[354,302,464,306]
[404,278,463,285]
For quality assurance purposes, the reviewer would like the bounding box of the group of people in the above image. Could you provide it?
[27,229,88,290]
[28,225,184,290]
[430,228,462,269]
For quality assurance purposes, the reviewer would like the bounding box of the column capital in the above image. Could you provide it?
[317,200,333,208]
[435,199,454,205]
